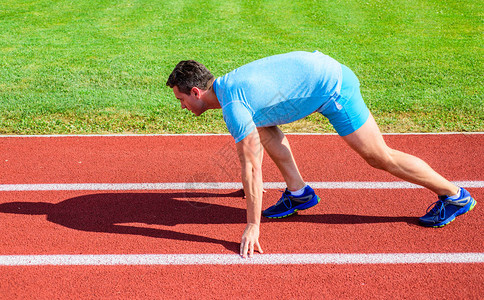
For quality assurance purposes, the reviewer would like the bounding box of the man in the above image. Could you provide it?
[166,51,476,258]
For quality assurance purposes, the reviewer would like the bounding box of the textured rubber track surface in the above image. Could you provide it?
[0,134,483,299]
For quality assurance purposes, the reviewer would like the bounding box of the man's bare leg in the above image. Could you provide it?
[257,126,305,191]
[258,126,321,219]
[341,114,459,196]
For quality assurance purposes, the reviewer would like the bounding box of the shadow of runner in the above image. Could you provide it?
[0,190,419,253]
[0,191,246,253]
[264,212,418,225]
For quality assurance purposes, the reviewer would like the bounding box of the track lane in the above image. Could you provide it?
[0,189,482,255]
[1,134,482,184]
[1,264,482,299]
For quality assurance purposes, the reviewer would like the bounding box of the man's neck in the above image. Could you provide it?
[202,83,221,109]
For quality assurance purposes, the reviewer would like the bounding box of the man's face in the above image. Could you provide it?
[172,86,205,116]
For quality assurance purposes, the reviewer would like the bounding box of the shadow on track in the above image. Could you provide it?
[270,213,418,225]
[0,191,245,253]
[0,191,418,253]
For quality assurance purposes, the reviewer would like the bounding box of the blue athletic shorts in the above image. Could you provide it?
[318,64,370,136]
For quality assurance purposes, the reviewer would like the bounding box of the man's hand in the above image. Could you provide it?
[240,223,263,258]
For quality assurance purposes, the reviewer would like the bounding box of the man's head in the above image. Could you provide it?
[166,60,216,116]
[166,60,214,95]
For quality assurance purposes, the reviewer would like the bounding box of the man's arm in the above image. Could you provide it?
[235,128,264,258]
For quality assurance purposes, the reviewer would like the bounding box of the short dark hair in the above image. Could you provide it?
[166,60,214,95]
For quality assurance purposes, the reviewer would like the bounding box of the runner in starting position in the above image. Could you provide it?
[166,51,476,258]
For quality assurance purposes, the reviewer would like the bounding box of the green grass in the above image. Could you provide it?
[0,0,482,134]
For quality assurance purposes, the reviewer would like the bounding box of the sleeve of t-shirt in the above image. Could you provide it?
[222,101,256,143]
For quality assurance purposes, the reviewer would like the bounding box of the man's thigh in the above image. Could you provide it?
[257,126,284,147]
[340,113,389,160]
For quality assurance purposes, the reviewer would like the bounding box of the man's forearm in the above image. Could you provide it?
[235,129,265,257]
[241,165,263,225]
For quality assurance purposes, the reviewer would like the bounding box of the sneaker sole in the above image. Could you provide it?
[421,198,477,228]
[265,195,321,219]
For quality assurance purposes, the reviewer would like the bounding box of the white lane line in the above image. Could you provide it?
[0,253,483,266]
[0,132,483,138]
[0,181,483,192]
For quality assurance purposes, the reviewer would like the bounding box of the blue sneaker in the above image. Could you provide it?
[419,188,476,227]
[262,185,320,218]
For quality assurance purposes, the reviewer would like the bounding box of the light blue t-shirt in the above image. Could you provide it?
[213,51,342,143]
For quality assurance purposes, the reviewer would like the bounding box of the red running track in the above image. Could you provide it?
[0,134,483,299]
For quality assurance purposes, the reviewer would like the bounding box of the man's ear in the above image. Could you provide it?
[191,87,202,98]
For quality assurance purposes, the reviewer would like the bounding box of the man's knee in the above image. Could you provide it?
[361,151,394,171]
